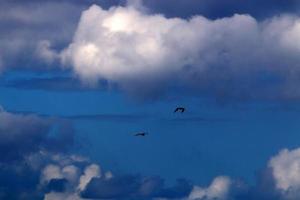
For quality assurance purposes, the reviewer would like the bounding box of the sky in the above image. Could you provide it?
[2,0,300,199]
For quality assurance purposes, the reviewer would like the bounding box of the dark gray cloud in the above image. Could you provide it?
[3,0,300,20]
[0,111,74,162]
[6,110,150,124]
[0,108,78,199]
[0,1,89,70]
[44,178,68,193]
[63,113,149,123]
[2,77,107,92]
[81,176,192,199]
[0,111,50,162]
[0,163,42,200]
[142,0,300,19]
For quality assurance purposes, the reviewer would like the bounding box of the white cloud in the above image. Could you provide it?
[36,40,59,64]
[41,164,63,184]
[269,148,300,198]
[62,4,210,84]
[62,4,300,100]
[104,171,113,180]
[42,163,112,200]
[188,176,232,200]
[126,0,146,11]
[40,161,81,186]
[44,192,83,200]
[78,164,101,191]
[62,165,80,185]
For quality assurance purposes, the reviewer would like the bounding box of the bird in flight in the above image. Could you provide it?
[134,132,148,137]
[174,107,185,113]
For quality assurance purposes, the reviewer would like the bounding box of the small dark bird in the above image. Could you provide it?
[134,132,148,137]
[174,107,185,113]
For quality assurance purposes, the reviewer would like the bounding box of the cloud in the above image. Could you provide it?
[41,165,65,184]
[81,175,143,199]
[126,0,146,11]
[36,40,60,64]
[191,147,300,200]
[62,4,300,101]
[2,105,300,200]
[0,57,3,72]
[62,4,207,89]
[0,106,80,199]
[0,151,88,199]
[2,76,108,92]
[0,109,68,162]
[78,164,101,191]
[44,178,68,193]
[44,192,83,200]
[1,2,300,102]
[188,176,232,200]
[37,158,195,200]
[268,148,300,199]
[81,176,192,199]
[64,113,149,122]
[142,0,300,19]
[0,1,89,70]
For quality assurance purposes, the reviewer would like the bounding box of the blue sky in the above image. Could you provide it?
[2,0,300,200]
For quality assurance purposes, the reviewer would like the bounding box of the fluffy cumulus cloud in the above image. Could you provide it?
[0,106,106,199]
[188,176,232,200]
[61,4,300,100]
[42,163,103,200]
[77,164,101,191]
[2,1,300,101]
[268,148,300,199]
[182,148,300,200]
[44,165,193,200]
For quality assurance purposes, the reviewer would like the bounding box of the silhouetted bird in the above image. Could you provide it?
[134,132,148,137]
[174,107,185,113]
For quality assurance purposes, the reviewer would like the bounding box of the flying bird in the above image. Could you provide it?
[174,107,185,113]
[134,132,148,137]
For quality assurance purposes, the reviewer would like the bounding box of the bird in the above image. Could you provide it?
[134,132,148,137]
[174,107,185,113]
